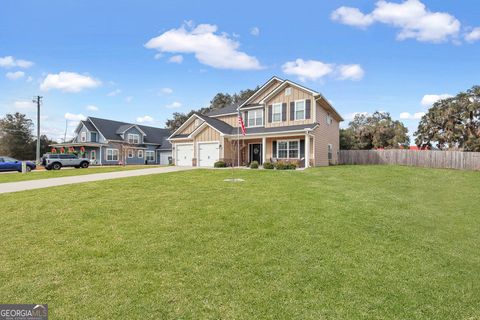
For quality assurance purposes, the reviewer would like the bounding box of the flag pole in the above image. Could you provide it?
[237,112,240,169]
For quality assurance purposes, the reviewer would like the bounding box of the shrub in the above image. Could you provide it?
[214,161,227,168]
[263,161,274,169]
[275,161,297,170]
[250,161,259,169]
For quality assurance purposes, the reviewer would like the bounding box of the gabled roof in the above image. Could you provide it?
[87,117,171,145]
[259,79,319,104]
[168,113,234,139]
[195,113,234,134]
[238,76,283,108]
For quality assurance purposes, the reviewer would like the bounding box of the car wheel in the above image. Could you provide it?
[26,166,32,172]
[80,161,89,168]
[52,163,62,170]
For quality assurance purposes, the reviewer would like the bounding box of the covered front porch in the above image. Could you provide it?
[221,133,314,168]
[50,142,106,165]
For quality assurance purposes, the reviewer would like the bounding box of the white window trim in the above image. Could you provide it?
[138,150,144,158]
[247,109,264,128]
[328,144,333,160]
[145,150,155,161]
[326,112,333,125]
[276,139,300,159]
[106,148,119,161]
[127,133,140,144]
[80,131,87,142]
[127,149,134,158]
[294,99,306,121]
[272,103,282,123]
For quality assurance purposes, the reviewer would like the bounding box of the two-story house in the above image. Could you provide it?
[51,117,172,165]
[168,76,343,167]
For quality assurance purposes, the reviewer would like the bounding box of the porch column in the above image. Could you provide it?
[305,133,310,168]
[262,136,266,165]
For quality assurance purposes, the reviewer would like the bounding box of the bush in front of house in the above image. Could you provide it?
[214,161,227,168]
[275,161,297,170]
[250,161,259,169]
[263,161,274,169]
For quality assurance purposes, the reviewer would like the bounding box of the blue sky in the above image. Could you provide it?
[1,0,479,142]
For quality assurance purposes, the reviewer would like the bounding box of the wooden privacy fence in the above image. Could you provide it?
[339,150,480,171]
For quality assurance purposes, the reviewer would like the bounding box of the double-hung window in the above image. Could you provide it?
[294,100,306,120]
[277,140,299,159]
[80,132,87,142]
[107,149,119,161]
[272,103,282,122]
[326,112,333,125]
[128,133,140,144]
[145,151,155,161]
[247,109,263,127]
[127,149,134,158]
[138,150,144,158]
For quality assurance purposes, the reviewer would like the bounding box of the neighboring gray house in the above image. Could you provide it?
[52,117,172,165]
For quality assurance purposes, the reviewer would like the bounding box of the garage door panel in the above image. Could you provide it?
[198,142,219,167]
[176,144,193,166]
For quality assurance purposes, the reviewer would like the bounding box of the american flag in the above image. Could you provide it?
[238,112,246,136]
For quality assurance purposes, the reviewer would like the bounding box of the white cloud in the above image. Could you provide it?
[421,94,453,107]
[465,27,480,42]
[86,105,98,111]
[107,89,121,96]
[337,64,365,81]
[399,112,425,120]
[145,22,262,70]
[165,101,182,109]
[250,27,260,36]
[64,113,86,121]
[40,72,101,92]
[0,56,34,68]
[125,96,133,103]
[26,76,33,82]
[160,87,173,94]
[136,115,154,124]
[282,59,364,82]
[282,59,334,82]
[6,71,25,80]
[331,0,461,43]
[168,54,184,63]
[154,53,163,60]
[14,100,35,110]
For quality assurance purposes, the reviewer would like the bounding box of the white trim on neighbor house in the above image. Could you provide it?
[127,149,134,158]
[239,76,283,108]
[118,124,147,136]
[276,139,301,159]
[106,148,119,161]
[145,150,155,161]
[272,103,282,122]
[294,99,306,121]
[138,149,144,158]
[196,141,220,167]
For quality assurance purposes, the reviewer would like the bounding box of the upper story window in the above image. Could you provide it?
[90,132,97,142]
[294,100,306,120]
[247,109,263,127]
[272,103,282,122]
[127,133,140,144]
[326,112,333,125]
[80,132,87,142]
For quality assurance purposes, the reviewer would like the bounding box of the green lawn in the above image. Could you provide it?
[0,166,479,319]
[0,165,163,183]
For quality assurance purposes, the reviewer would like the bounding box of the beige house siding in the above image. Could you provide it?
[195,126,220,142]
[215,114,238,127]
[313,102,340,166]
[264,85,316,128]
[249,79,283,104]
[178,120,202,135]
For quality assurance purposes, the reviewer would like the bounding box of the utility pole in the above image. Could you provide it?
[33,96,42,164]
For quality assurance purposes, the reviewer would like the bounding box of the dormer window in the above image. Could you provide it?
[128,133,140,144]
[80,131,87,142]
[285,87,292,96]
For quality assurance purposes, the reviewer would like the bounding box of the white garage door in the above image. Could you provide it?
[176,144,193,166]
[158,151,171,165]
[198,142,220,167]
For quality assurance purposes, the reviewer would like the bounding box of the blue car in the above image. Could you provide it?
[0,156,36,172]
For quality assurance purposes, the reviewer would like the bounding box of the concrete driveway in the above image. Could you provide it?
[0,166,194,194]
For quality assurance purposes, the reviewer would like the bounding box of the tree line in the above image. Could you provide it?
[0,113,55,160]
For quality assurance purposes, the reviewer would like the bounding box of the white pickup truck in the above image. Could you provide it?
[42,154,90,170]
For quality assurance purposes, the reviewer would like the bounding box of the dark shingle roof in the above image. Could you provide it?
[81,120,97,131]
[87,117,171,148]
[195,113,234,134]
[236,123,318,135]
[204,104,238,117]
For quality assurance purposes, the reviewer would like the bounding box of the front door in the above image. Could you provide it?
[249,144,262,164]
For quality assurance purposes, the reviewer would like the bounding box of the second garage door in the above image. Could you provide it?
[176,144,193,166]
[198,142,219,167]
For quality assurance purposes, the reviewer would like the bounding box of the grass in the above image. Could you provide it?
[0,165,164,183]
[0,165,479,319]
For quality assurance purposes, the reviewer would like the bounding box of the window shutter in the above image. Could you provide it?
[244,111,248,126]
[300,139,305,158]
[305,99,311,119]
[273,141,277,158]
[268,105,272,123]
[282,103,287,121]
[290,102,295,121]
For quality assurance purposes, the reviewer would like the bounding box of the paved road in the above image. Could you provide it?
[0,166,194,195]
